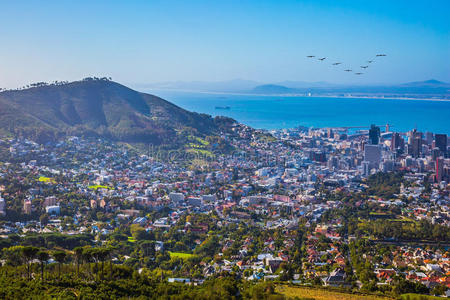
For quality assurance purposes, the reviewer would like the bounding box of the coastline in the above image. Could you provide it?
[140,88,450,102]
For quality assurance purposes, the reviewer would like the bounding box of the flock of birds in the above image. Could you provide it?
[306,54,387,75]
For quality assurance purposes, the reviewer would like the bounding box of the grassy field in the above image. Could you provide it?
[400,294,442,300]
[168,251,195,260]
[38,176,56,183]
[186,148,214,157]
[276,285,393,300]
[88,184,114,190]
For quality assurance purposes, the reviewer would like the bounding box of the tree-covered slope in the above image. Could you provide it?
[0,78,226,145]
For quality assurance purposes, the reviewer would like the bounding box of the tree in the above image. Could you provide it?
[21,246,39,280]
[107,246,117,281]
[3,246,24,276]
[37,250,50,281]
[130,224,149,241]
[82,247,94,279]
[140,241,155,257]
[73,246,84,278]
[39,213,49,226]
[392,278,429,295]
[96,248,110,280]
[52,250,67,279]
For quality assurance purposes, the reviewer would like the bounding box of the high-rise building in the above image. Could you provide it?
[435,134,447,156]
[425,132,433,145]
[369,124,380,145]
[435,157,444,182]
[361,161,370,176]
[381,160,395,172]
[411,137,422,157]
[364,144,382,169]
[431,148,441,160]
[327,128,333,139]
[408,129,421,143]
[408,129,422,158]
[391,132,404,152]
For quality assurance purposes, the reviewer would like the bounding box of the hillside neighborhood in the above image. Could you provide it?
[0,121,448,298]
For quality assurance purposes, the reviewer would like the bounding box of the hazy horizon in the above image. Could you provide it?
[129,77,449,87]
[3,77,449,93]
[1,0,449,89]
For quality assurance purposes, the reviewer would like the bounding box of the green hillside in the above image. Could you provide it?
[0,78,230,145]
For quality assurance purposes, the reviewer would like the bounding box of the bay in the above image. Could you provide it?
[148,90,450,134]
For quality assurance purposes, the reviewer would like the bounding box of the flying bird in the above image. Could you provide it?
[306,55,315,58]
[355,72,363,75]
[376,54,387,57]
[344,69,352,72]
[332,62,342,65]
[367,60,374,63]
[360,66,369,69]
[318,57,326,61]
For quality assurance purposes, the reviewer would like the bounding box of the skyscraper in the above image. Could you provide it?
[411,137,422,158]
[391,132,404,152]
[431,148,441,160]
[369,124,380,145]
[361,161,370,177]
[425,132,433,145]
[408,129,422,158]
[435,134,447,156]
[364,144,382,169]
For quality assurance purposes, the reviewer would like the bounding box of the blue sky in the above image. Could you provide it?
[0,0,449,88]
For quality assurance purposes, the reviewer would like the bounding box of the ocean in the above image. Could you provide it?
[148,90,450,134]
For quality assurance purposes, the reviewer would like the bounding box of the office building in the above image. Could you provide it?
[391,132,404,152]
[368,124,380,145]
[361,161,370,177]
[425,132,433,145]
[364,144,382,169]
[435,134,447,156]
[431,148,441,161]
[411,137,421,157]
[408,130,422,158]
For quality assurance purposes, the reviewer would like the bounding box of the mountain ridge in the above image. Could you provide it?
[248,79,450,96]
[0,78,232,145]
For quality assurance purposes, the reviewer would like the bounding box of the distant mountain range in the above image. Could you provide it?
[139,79,449,98]
[251,84,296,94]
[249,80,449,96]
[0,79,233,144]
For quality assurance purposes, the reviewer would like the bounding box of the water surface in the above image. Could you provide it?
[148,90,450,134]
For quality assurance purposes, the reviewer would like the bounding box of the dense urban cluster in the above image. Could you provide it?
[0,123,448,299]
